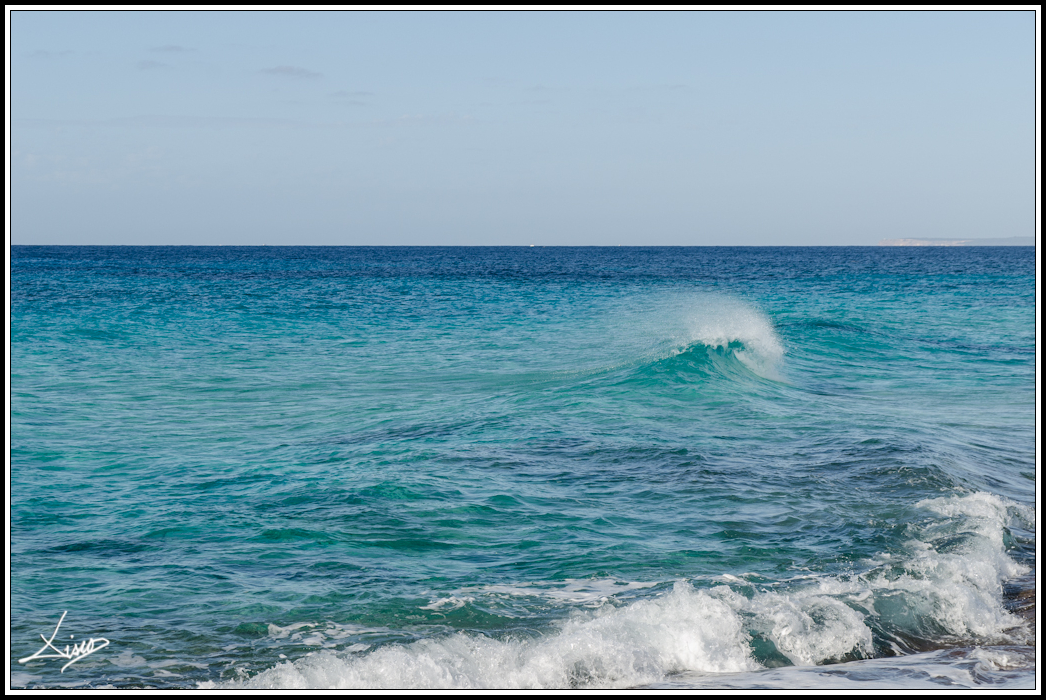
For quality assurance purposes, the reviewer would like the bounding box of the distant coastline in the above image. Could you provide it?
[879,237,1034,246]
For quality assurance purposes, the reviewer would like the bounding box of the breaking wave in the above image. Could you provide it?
[213,492,1032,689]
[669,295,785,379]
[587,293,787,382]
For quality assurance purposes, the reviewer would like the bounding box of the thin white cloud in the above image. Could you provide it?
[14,112,476,130]
[331,90,373,106]
[261,65,322,79]
[137,60,170,71]
[367,113,475,128]
[150,44,194,53]
[14,115,304,129]
[625,83,690,92]
[28,49,74,58]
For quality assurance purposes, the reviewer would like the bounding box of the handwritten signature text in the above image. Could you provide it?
[19,611,110,673]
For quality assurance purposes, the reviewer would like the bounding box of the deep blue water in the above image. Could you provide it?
[10,246,1036,688]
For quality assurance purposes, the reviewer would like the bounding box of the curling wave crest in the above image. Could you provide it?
[675,296,785,379]
[607,293,786,380]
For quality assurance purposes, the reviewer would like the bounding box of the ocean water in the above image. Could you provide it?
[9,246,1036,689]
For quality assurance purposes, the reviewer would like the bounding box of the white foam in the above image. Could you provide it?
[266,621,378,649]
[917,491,1034,533]
[108,650,148,667]
[744,590,873,666]
[420,596,473,611]
[656,646,1035,689]
[222,492,1031,688]
[680,295,785,379]
[548,292,786,382]
[266,622,313,639]
[10,671,43,688]
[863,492,1032,641]
[148,658,209,670]
[463,578,659,606]
[223,581,759,689]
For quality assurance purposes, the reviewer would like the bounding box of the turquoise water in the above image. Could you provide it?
[10,246,1036,688]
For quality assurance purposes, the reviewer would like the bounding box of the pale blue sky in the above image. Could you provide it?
[9,10,1036,245]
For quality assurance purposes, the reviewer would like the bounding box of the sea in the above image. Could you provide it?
[9,245,1037,689]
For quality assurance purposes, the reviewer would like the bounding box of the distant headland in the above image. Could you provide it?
[879,237,1034,246]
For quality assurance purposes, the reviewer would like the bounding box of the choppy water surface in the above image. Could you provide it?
[10,246,1036,688]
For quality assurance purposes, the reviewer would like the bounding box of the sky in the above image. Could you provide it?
[7,9,1037,245]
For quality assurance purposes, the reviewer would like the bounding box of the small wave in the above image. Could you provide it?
[615,294,786,381]
[526,293,785,385]
[677,297,785,379]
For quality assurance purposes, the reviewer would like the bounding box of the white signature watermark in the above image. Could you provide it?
[18,611,110,672]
